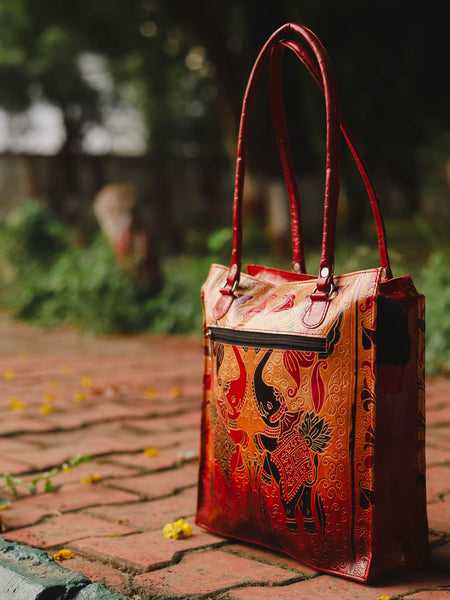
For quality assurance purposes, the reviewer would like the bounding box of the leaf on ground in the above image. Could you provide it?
[24,483,38,495]
[0,497,11,509]
[44,479,56,493]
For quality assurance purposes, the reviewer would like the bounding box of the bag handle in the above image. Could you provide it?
[224,23,339,298]
[215,23,388,320]
[270,40,392,277]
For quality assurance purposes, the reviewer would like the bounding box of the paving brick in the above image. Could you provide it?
[426,465,450,502]
[116,397,200,418]
[0,437,39,458]
[0,322,201,359]
[0,483,140,530]
[109,463,198,498]
[48,460,140,486]
[428,495,450,534]
[42,401,159,430]
[222,543,318,577]
[84,486,197,530]
[226,570,450,600]
[3,513,136,548]
[15,425,119,452]
[428,429,450,452]
[0,415,56,436]
[121,410,201,434]
[0,503,53,531]
[134,547,303,598]
[70,525,222,573]
[426,379,450,408]
[47,482,141,511]
[427,403,450,426]
[103,446,198,472]
[61,556,130,594]
[426,445,450,466]
[0,456,33,474]
[18,422,166,461]
[407,593,450,600]
[113,426,200,454]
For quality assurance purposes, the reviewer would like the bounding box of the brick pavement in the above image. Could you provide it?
[0,318,448,599]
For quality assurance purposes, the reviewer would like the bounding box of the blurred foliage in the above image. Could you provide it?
[0,1,448,216]
[0,2,101,151]
[421,253,450,376]
[0,202,448,374]
[0,0,223,156]
[0,201,204,334]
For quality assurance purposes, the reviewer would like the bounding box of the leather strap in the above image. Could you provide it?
[220,23,392,315]
[270,40,392,278]
[226,23,340,296]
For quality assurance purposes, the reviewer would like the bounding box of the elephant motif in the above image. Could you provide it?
[253,349,331,534]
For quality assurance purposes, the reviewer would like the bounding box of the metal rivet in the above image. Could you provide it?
[293,262,301,273]
[320,267,329,278]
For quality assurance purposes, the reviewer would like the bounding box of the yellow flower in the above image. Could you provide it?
[144,388,158,399]
[163,518,193,540]
[53,549,73,561]
[73,391,87,402]
[80,474,102,484]
[0,505,10,511]
[377,596,391,600]
[170,386,182,398]
[40,404,54,415]
[63,467,72,473]
[79,375,93,387]
[143,447,160,457]
[9,397,26,412]
[3,370,15,381]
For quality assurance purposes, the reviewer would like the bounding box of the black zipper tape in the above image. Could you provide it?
[208,326,327,353]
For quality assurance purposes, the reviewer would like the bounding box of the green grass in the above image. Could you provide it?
[0,201,448,374]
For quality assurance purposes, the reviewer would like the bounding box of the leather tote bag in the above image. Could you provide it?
[196,23,429,582]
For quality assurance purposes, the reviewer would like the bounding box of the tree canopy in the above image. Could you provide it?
[0,0,448,222]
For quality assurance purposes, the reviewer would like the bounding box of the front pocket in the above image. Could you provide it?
[207,326,327,353]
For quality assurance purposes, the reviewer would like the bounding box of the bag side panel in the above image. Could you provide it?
[370,278,429,579]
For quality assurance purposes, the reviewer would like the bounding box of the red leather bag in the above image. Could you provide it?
[196,23,429,582]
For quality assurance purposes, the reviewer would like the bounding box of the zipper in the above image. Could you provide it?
[207,326,327,354]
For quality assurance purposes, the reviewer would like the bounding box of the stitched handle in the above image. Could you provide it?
[225,23,340,296]
[270,40,392,278]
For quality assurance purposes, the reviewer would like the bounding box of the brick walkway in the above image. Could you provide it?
[0,318,448,599]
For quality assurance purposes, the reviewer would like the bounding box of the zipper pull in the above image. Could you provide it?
[206,328,213,359]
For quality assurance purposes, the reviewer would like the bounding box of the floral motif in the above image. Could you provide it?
[298,411,332,453]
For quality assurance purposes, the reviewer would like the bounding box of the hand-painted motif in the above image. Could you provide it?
[197,264,428,582]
